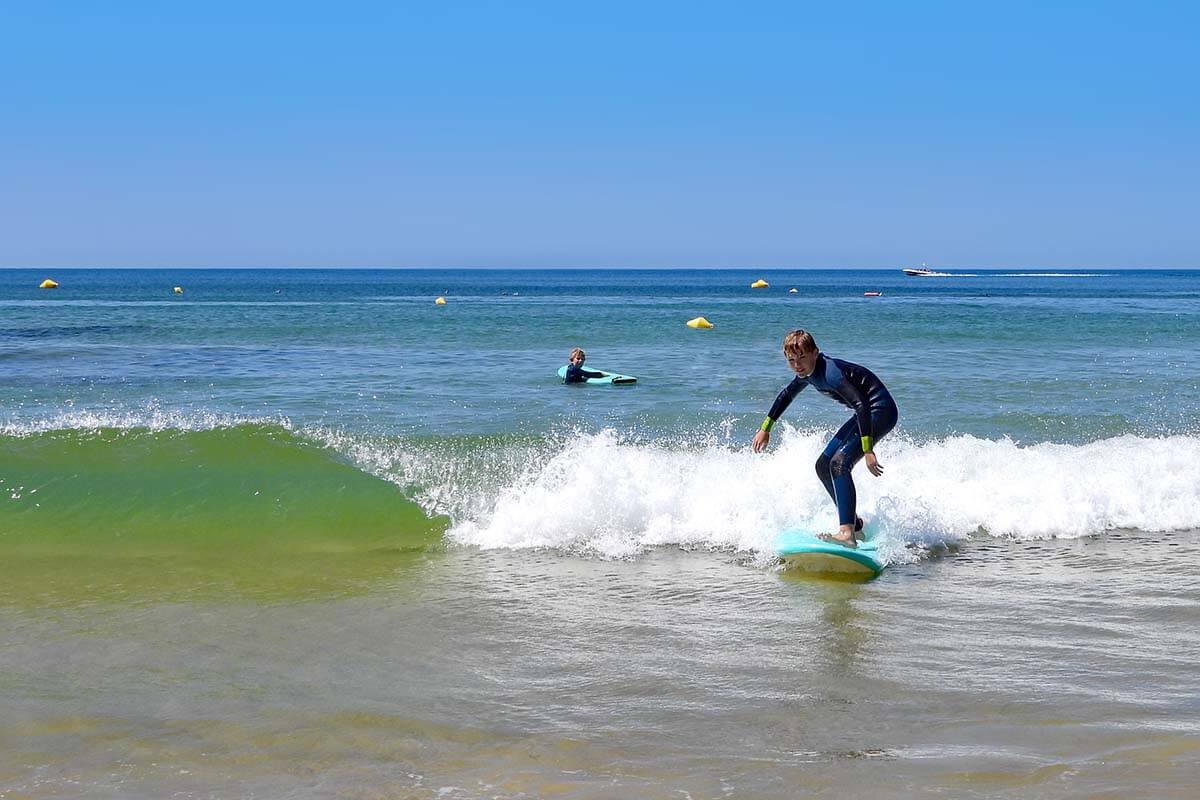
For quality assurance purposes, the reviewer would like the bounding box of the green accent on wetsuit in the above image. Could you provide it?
[861,436,874,453]
[761,417,775,433]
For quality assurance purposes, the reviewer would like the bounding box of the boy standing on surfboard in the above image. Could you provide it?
[752,330,899,548]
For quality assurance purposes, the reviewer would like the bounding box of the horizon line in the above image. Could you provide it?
[1,265,1192,271]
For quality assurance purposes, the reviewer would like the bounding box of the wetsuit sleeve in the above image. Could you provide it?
[762,378,805,431]
[832,367,875,452]
[565,365,605,383]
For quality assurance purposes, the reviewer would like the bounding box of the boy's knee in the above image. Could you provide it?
[829,450,853,478]
[815,454,832,479]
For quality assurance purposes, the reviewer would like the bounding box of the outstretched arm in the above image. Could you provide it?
[754,379,804,452]
[766,377,805,422]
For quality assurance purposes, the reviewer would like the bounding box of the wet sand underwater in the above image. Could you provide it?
[3,528,1198,799]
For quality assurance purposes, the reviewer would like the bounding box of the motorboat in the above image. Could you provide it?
[902,264,950,277]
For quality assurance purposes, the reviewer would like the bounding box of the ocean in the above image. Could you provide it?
[2,267,1198,798]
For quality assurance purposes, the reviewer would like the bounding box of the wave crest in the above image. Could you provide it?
[378,426,1200,561]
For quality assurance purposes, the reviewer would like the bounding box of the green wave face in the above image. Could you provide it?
[0,425,444,605]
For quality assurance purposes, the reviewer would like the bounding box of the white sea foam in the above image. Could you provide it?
[345,425,1200,564]
[0,405,292,436]
[10,410,1195,564]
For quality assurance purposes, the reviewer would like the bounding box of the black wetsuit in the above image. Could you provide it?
[564,364,605,384]
[765,353,899,526]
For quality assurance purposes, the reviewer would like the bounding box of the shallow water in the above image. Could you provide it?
[3,530,1198,798]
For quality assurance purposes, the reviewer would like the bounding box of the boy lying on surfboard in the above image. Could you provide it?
[752,329,899,548]
[563,347,606,383]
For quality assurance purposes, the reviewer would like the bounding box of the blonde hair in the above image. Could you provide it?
[569,347,586,361]
[782,329,817,357]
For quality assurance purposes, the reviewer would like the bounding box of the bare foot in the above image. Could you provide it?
[818,531,858,549]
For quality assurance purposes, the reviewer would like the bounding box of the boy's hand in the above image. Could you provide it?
[865,452,883,476]
[752,430,770,452]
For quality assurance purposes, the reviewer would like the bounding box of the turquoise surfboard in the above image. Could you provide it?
[775,525,884,578]
[558,365,638,385]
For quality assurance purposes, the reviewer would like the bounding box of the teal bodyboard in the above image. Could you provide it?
[558,365,638,385]
[775,525,884,578]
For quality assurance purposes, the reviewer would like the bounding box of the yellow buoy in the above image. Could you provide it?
[750,279,769,289]
[789,288,798,294]
[39,279,58,289]
[686,316,714,329]
[435,296,447,305]
[173,286,183,295]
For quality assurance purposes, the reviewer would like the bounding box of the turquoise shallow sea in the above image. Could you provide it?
[2,268,1198,797]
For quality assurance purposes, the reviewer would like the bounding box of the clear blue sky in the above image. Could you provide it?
[1,1,1196,268]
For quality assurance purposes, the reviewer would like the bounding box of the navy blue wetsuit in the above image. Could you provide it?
[764,354,898,526]
[564,364,605,384]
